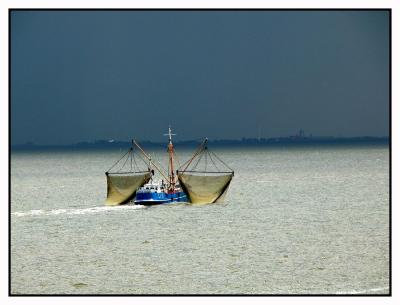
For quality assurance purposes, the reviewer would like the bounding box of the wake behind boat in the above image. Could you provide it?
[105,127,234,206]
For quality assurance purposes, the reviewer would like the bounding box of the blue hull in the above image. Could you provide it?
[135,191,188,206]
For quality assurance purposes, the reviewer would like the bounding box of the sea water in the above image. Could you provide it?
[10,145,389,294]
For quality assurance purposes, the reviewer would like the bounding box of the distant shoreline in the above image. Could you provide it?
[11,136,389,151]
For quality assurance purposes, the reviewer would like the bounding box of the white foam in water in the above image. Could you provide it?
[12,205,145,217]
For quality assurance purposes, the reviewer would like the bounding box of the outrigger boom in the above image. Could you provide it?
[132,139,169,182]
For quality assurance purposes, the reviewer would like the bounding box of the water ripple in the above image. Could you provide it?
[335,286,389,294]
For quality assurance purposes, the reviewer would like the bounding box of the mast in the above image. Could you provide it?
[164,126,176,192]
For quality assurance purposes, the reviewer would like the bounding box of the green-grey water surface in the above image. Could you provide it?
[11,145,389,294]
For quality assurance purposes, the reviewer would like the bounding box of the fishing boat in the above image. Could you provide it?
[134,181,188,205]
[133,127,188,205]
[105,127,234,206]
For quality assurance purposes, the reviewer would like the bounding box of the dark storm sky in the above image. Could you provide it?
[11,10,389,145]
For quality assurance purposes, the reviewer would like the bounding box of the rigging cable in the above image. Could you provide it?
[205,148,208,172]
[178,138,207,172]
[118,149,131,172]
[130,148,133,171]
[132,147,139,171]
[153,153,168,175]
[191,150,204,171]
[207,149,220,171]
[210,150,234,172]
[106,148,132,173]
[173,148,181,169]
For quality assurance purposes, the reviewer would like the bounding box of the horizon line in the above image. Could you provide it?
[11,135,389,148]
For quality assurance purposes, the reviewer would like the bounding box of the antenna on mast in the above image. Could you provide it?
[164,125,176,143]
